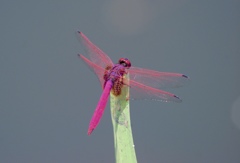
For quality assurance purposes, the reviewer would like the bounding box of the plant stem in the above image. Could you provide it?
[110,76,137,163]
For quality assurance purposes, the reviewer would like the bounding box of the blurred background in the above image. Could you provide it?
[1,0,240,162]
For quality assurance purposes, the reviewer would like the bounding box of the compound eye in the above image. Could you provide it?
[118,58,131,68]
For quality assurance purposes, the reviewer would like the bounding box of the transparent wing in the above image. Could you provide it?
[77,31,114,69]
[77,32,188,102]
[129,80,182,103]
[79,54,105,88]
[128,67,189,89]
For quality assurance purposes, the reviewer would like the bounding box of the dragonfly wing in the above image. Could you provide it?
[88,80,113,135]
[77,31,114,69]
[79,54,105,87]
[128,67,189,89]
[129,79,182,103]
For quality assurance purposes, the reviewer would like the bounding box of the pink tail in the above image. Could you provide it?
[88,81,113,135]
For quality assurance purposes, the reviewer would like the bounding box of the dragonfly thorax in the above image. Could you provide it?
[103,64,127,93]
[106,64,126,82]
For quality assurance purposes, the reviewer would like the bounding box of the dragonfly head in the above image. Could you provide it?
[118,58,131,68]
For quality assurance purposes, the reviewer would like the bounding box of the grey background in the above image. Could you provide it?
[1,0,240,163]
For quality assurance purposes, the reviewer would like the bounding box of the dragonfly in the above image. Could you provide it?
[77,31,189,135]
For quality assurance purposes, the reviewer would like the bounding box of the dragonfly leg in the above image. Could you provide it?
[122,76,130,87]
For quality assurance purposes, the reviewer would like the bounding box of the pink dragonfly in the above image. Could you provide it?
[77,32,189,135]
